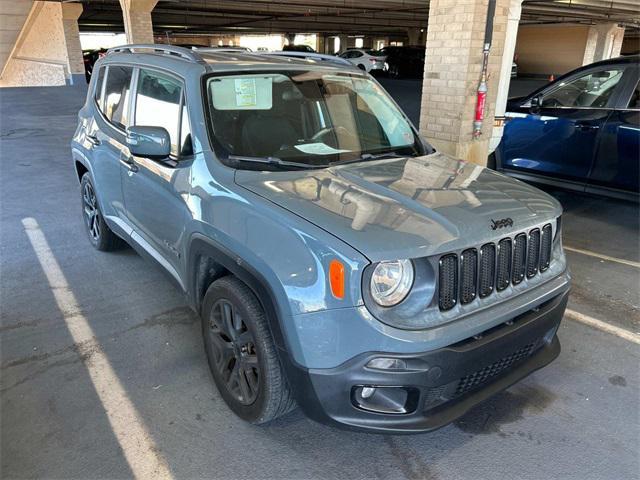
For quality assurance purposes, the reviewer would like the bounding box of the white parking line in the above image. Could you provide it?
[564,308,640,345]
[22,218,173,480]
[564,246,640,269]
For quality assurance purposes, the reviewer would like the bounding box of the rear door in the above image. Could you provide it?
[121,67,193,286]
[501,65,627,189]
[90,64,134,225]
[587,68,640,197]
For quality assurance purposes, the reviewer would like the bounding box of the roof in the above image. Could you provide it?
[103,44,358,75]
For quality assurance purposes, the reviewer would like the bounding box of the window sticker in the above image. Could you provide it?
[294,142,350,155]
[234,78,257,107]
[209,76,273,110]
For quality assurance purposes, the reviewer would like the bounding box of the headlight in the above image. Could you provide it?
[370,259,414,307]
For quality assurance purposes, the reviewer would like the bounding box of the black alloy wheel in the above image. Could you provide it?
[207,298,260,405]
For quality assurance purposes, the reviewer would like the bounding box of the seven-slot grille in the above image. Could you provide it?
[438,224,554,311]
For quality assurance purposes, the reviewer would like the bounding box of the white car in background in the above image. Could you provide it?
[339,48,386,72]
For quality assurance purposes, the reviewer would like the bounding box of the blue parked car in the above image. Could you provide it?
[494,55,639,201]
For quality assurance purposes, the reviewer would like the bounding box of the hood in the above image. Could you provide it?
[235,152,562,262]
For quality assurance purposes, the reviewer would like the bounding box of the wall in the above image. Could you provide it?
[0,0,33,74]
[515,24,590,76]
[0,2,70,87]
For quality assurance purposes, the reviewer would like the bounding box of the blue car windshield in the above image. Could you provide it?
[204,71,422,167]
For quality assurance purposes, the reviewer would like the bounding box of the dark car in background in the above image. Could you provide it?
[494,55,639,201]
[82,48,107,81]
[383,46,426,78]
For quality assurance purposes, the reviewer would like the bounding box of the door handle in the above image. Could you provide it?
[86,134,101,146]
[575,123,600,131]
[119,152,138,173]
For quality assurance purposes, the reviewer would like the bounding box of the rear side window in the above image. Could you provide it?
[94,66,106,109]
[134,69,182,156]
[103,65,133,129]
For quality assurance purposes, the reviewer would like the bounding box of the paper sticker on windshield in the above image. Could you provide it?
[294,143,350,155]
[234,78,257,107]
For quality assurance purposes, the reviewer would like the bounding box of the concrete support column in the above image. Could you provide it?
[119,0,158,44]
[490,0,522,153]
[584,23,625,64]
[420,0,511,166]
[338,34,348,53]
[61,3,84,85]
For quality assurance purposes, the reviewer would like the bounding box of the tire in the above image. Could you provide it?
[201,276,296,424]
[389,64,400,79]
[80,173,123,251]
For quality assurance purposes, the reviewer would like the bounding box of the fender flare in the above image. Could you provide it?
[187,233,294,355]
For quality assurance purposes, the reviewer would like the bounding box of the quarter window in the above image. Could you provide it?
[541,68,624,109]
[103,65,133,129]
[94,66,106,109]
[135,69,182,156]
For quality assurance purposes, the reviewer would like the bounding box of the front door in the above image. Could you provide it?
[121,68,193,285]
[588,72,640,196]
[502,65,627,188]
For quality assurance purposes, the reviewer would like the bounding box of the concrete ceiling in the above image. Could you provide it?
[71,0,640,35]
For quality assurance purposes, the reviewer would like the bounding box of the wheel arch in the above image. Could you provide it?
[187,233,293,354]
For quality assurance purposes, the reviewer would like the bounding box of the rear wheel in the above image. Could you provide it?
[80,173,123,251]
[201,276,295,424]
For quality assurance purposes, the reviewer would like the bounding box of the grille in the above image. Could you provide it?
[527,229,541,278]
[455,343,535,396]
[512,233,527,285]
[438,255,458,311]
[496,238,512,291]
[437,224,554,310]
[479,244,496,298]
[460,249,478,304]
[540,224,552,271]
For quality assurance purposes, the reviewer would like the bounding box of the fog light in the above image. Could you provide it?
[352,386,419,415]
[361,386,376,399]
[366,357,407,371]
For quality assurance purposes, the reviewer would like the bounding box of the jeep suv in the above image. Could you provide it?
[71,45,570,433]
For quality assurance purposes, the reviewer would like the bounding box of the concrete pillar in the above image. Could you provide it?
[419,0,511,166]
[338,34,348,53]
[61,3,84,85]
[584,23,625,65]
[490,0,522,153]
[316,34,326,53]
[119,0,158,44]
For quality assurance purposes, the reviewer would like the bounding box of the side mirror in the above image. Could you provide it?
[530,94,542,113]
[126,126,171,160]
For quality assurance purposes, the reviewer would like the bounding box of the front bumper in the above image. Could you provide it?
[288,290,568,433]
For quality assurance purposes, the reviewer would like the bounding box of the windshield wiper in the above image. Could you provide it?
[228,155,329,170]
[360,151,407,161]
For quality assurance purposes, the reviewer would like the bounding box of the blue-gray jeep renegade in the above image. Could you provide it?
[71,45,571,433]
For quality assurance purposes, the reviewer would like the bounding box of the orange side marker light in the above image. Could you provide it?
[329,260,345,299]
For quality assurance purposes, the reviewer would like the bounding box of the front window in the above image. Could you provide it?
[541,68,624,109]
[205,71,422,168]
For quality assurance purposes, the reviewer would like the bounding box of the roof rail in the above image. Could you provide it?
[106,44,206,64]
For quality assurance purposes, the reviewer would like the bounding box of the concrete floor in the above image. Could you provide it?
[1,83,638,480]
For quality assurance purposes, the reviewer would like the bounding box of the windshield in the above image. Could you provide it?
[204,71,422,169]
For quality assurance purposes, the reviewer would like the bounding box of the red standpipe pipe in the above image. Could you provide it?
[473,0,496,137]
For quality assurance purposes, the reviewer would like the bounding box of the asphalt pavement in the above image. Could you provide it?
[1,81,638,480]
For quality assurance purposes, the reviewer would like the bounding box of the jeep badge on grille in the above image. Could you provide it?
[490,218,514,230]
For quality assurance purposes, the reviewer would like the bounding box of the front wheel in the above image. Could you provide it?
[80,173,123,251]
[201,276,296,424]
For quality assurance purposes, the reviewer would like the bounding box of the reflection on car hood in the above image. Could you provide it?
[235,152,562,261]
